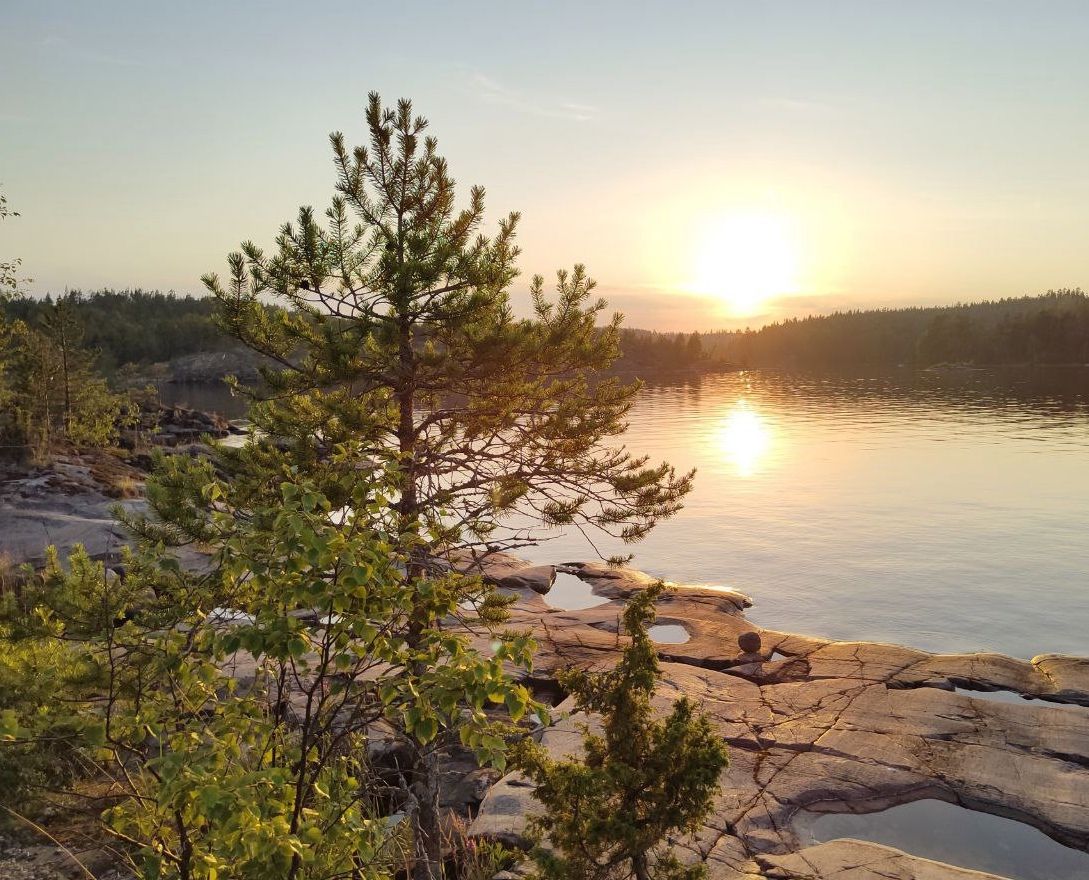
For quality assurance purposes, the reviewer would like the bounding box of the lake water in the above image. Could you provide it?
[522,367,1089,660]
[801,799,1089,880]
[165,367,1089,659]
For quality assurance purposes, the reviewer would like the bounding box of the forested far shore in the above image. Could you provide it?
[712,288,1089,369]
[3,287,1087,379]
[0,289,729,379]
[1,289,237,371]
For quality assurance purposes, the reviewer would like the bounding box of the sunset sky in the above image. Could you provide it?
[3,1,1087,331]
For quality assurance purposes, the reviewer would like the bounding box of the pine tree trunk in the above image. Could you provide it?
[411,747,443,880]
[60,335,71,437]
[394,307,420,567]
[633,852,652,880]
[394,302,444,880]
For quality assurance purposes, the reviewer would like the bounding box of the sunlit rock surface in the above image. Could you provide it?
[463,554,1089,880]
[0,453,145,569]
[755,840,1012,880]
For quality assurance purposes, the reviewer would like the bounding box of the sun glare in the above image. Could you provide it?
[692,211,800,316]
[717,400,771,477]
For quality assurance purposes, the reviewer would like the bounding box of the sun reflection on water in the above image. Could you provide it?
[717,400,771,477]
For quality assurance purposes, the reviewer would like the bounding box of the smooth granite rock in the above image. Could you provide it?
[756,840,1012,879]
[446,549,556,598]
[468,559,1089,880]
[0,454,145,568]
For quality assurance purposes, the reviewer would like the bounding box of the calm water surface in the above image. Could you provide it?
[168,367,1089,658]
[518,368,1089,659]
[802,799,1089,880]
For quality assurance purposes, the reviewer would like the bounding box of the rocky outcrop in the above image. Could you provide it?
[445,549,557,597]
[166,350,265,385]
[0,444,213,571]
[0,453,145,569]
[127,403,231,448]
[0,834,129,880]
[461,555,1089,880]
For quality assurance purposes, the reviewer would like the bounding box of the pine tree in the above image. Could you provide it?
[517,582,728,880]
[686,332,702,364]
[39,298,83,434]
[187,92,694,880]
[7,304,123,456]
[671,333,687,365]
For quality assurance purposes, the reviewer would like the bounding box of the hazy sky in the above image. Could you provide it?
[3,1,1087,330]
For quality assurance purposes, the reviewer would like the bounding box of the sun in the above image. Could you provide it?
[691,211,800,316]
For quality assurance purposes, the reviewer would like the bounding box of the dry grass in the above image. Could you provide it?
[84,451,145,499]
[0,552,27,595]
[444,814,521,880]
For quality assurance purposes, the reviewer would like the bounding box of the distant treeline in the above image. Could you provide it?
[718,289,1089,369]
[612,328,720,372]
[6,288,1087,376]
[2,289,235,371]
[3,290,728,376]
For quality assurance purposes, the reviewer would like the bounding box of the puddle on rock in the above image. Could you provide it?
[802,798,1089,880]
[649,624,691,644]
[954,686,1042,706]
[544,572,610,611]
[918,685,1089,710]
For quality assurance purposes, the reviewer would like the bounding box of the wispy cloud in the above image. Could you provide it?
[770,291,862,314]
[584,286,893,332]
[470,73,597,122]
[590,285,728,331]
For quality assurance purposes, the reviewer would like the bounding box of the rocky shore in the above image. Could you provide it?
[0,452,146,572]
[3,463,1088,879]
[0,406,241,571]
[459,553,1089,880]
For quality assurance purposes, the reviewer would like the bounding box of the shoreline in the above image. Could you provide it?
[4,455,1089,879]
[462,552,1089,880]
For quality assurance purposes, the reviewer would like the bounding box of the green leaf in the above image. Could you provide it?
[414,716,438,744]
[504,690,527,721]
